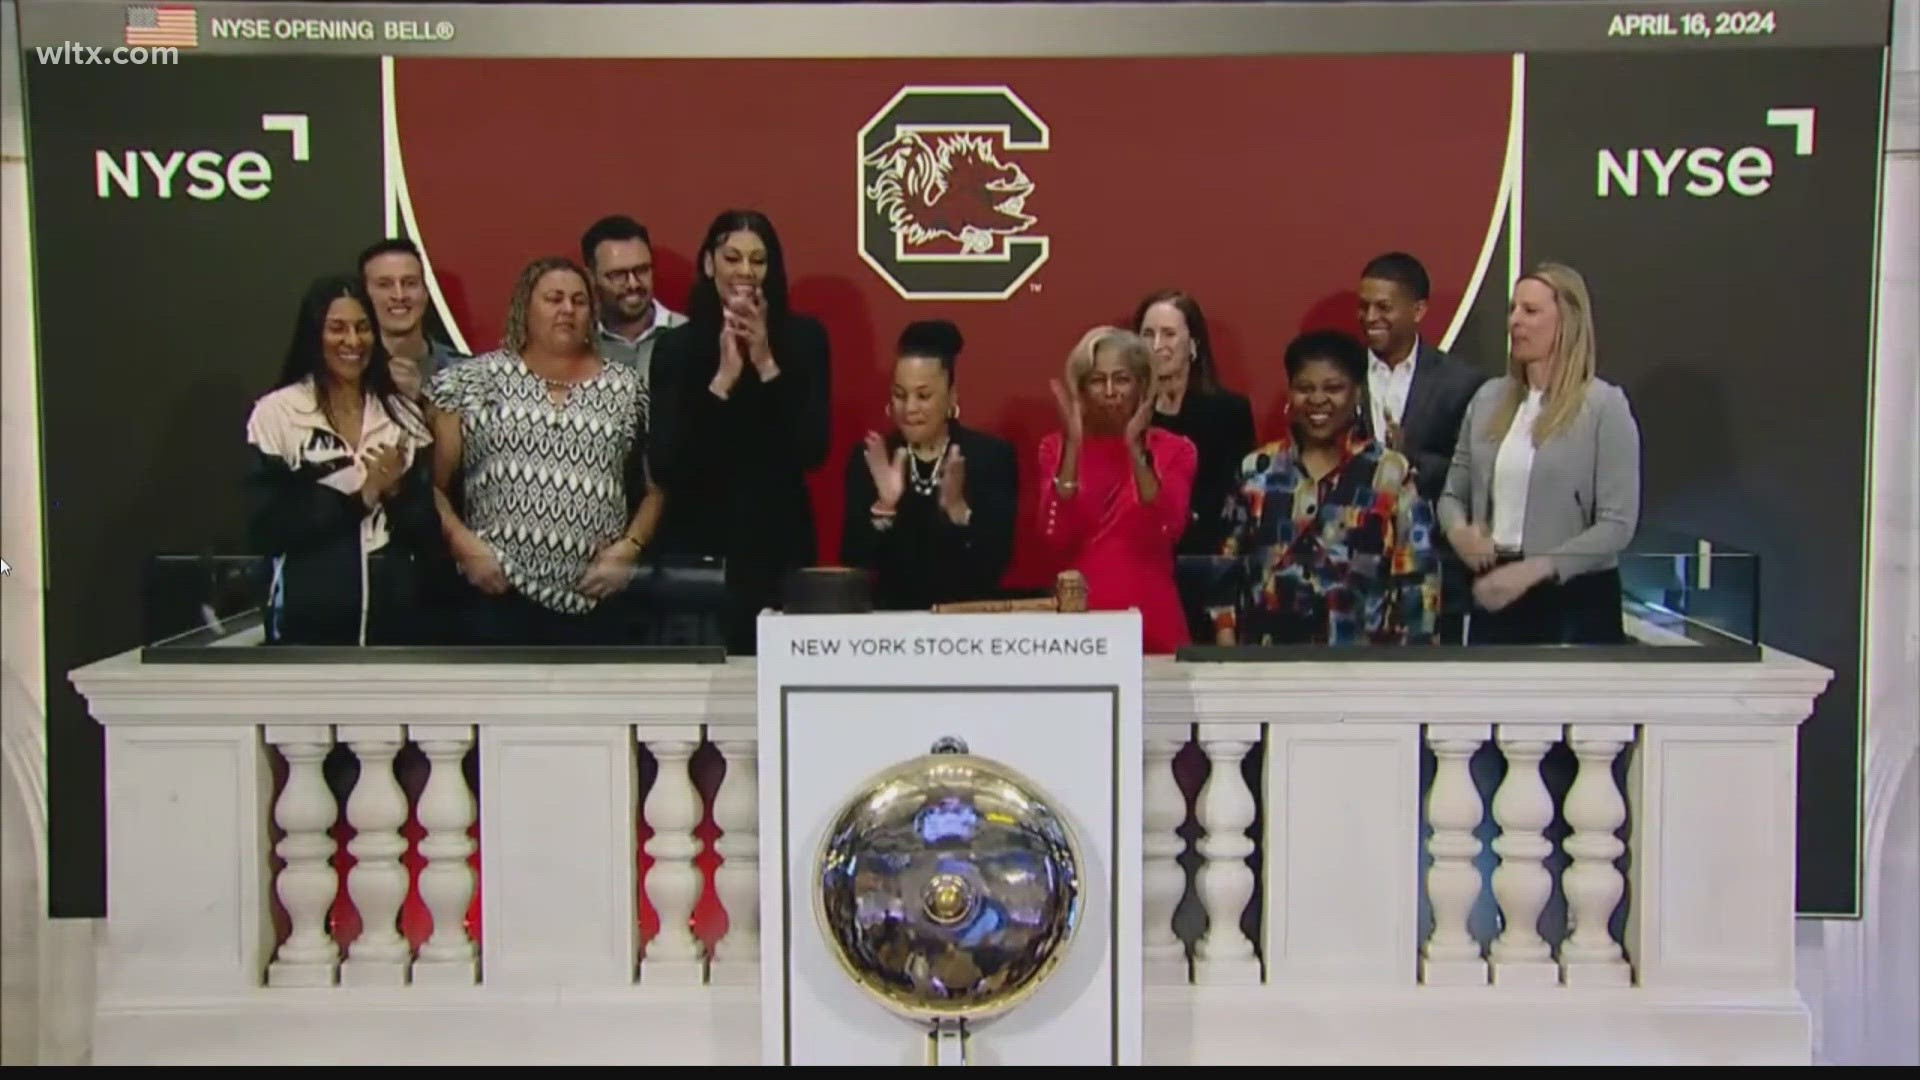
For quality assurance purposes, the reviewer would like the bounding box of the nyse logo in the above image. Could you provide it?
[95,114,310,201]
[1597,108,1815,199]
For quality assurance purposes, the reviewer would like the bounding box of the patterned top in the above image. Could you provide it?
[1206,428,1439,646]
[427,349,642,614]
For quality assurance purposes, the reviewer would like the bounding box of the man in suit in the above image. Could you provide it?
[1357,252,1488,642]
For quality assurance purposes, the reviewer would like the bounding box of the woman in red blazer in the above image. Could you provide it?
[1038,327,1199,654]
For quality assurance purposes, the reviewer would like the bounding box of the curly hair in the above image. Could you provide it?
[503,255,598,354]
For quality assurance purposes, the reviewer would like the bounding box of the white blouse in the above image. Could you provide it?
[1489,388,1544,550]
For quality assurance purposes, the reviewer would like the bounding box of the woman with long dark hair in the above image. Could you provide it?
[650,209,832,654]
[244,275,438,645]
[1132,289,1256,557]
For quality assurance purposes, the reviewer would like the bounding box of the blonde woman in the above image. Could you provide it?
[1439,262,1642,644]
[1038,326,1198,653]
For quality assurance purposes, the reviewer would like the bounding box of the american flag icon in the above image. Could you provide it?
[125,4,198,49]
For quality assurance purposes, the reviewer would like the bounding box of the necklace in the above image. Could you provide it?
[907,440,948,498]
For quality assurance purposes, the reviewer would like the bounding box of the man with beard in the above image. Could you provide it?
[357,237,469,401]
[582,214,688,432]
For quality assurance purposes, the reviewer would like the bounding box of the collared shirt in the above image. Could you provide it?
[1367,338,1420,439]
[595,299,688,388]
[1206,428,1440,645]
[1491,387,1545,550]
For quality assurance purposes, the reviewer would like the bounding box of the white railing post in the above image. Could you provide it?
[1192,723,1261,986]
[339,726,411,986]
[1421,724,1489,985]
[1489,724,1560,987]
[1561,724,1635,987]
[708,736,759,986]
[264,725,339,988]
[637,728,705,986]
[409,723,478,986]
[1142,728,1190,984]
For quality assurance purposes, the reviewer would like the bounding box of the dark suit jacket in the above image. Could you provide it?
[1390,341,1490,504]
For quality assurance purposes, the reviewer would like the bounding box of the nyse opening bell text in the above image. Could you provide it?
[208,17,454,43]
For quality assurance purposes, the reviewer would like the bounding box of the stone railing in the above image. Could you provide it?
[67,643,1831,1065]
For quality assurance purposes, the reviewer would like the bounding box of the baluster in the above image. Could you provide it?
[266,726,340,988]
[340,727,412,986]
[709,738,759,986]
[1561,725,1634,987]
[639,732,704,985]
[1142,730,1189,983]
[409,724,478,986]
[1192,726,1260,985]
[1488,725,1559,986]
[1421,725,1488,985]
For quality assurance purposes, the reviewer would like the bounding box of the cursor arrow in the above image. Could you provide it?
[0,559,11,575]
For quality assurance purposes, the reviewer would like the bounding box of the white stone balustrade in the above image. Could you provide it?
[69,647,1829,1065]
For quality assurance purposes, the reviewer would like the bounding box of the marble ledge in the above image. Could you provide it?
[66,643,1834,732]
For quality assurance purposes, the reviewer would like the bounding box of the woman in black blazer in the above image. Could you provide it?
[649,210,832,654]
[841,320,1018,610]
[1133,289,1257,557]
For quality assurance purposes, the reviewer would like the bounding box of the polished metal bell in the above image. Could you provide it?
[812,738,1084,1024]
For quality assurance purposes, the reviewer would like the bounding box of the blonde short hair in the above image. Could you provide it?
[1064,325,1154,391]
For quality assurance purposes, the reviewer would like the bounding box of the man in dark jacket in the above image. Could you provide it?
[1357,252,1489,643]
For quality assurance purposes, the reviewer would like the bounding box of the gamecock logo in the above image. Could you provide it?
[858,85,1050,300]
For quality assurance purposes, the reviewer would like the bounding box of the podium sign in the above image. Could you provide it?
[756,611,1144,1066]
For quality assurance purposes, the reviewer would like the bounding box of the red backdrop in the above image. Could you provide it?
[396,55,1511,589]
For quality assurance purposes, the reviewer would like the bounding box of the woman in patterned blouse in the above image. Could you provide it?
[425,256,658,645]
[1206,330,1441,646]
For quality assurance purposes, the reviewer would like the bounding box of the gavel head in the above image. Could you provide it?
[1054,570,1088,613]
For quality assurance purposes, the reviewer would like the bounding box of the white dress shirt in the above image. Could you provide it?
[1367,339,1419,439]
[1490,387,1544,550]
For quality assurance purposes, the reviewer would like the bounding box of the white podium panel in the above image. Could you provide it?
[757,611,1144,1067]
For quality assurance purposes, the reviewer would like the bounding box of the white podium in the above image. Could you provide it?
[756,610,1145,1066]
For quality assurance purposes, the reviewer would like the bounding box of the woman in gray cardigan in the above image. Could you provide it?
[1438,262,1641,645]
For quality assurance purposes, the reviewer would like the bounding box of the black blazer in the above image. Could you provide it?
[1152,388,1257,556]
[648,313,832,569]
[839,423,1019,610]
[1391,341,1490,504]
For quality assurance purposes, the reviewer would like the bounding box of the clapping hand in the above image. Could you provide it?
[359,444,407,508]
[938,445,969,524]
[1048,378,1084,444]
[1124,395,1154,450]
[863,431,907,511]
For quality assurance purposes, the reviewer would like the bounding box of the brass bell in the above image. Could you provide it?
[812,736,1086,1029]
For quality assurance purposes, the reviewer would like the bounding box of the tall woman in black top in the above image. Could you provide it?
[650,210,832,654]
[840,321,1018,609]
